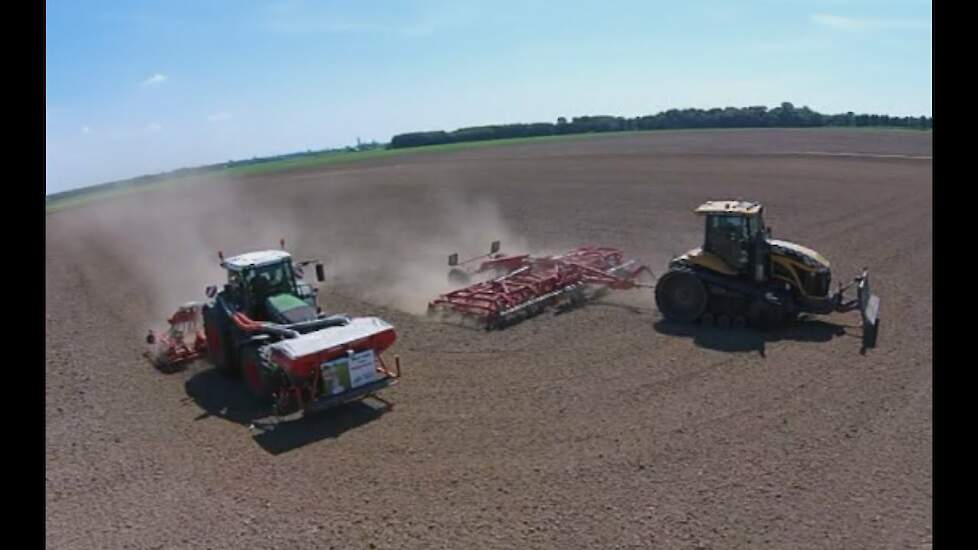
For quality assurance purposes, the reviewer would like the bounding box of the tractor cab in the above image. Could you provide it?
[217,250,323,324]
[694,200,771,283]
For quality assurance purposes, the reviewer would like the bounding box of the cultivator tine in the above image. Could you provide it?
[428,245,652,329]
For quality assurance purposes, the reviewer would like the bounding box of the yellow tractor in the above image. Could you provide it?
[654,200,880,348]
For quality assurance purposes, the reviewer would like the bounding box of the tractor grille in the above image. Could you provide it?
[804,269,831,298]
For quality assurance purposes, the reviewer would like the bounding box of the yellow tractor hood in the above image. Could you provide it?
[768,239,831,269]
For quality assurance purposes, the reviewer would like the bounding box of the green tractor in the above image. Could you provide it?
[199,242,401,416]
[654,200,880,348]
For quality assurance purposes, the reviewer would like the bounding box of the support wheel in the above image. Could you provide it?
[655,269,709,323]
[733,316,746,330]
[748,300,786,329]
[717,314,731,329]
[701,312,714,327]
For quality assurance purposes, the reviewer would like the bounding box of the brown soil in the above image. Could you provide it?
[46,129,932,549]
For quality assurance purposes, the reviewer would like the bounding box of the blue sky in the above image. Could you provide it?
[46,0,932,194]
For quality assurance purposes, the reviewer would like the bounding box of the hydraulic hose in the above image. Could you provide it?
[217,296,352,338]
[218,296,301,339]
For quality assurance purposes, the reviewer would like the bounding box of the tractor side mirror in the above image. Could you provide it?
[205,285,217,298]
[490,240,501,254]
[767,227,773,238]
[448,253,459,266]
[315,263,325,282]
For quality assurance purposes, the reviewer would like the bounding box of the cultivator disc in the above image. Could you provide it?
[428,246,654,329]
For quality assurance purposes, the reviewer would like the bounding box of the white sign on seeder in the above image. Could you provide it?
[347,350,378,388]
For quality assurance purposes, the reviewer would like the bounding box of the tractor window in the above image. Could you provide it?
[228,270,242,288]
[246,262,296,297]
[747,215,765,240]
[705,215,750,272]
[708,215,748,242]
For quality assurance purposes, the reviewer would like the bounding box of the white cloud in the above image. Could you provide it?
[141,73,167,86]
[811,14,930,32]
[207,112,232,122]
[81,126,92,134]
[145,122,162,133]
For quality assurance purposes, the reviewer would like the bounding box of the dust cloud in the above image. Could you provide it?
[46,173,544,324]
[47,174,303,327]
[319,190,537,314]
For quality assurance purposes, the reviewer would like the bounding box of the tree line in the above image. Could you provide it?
[389,102,932,149]
[48,102,931,202]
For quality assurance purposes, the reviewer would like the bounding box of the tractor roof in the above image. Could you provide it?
[222,249,292,271]
[694,200,763,216]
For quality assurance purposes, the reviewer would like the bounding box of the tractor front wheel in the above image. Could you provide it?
[655,269,708,323]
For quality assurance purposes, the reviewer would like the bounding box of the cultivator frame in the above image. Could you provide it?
[429,244,655,329]
[144,302,207,372]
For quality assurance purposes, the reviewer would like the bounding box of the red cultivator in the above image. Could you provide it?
[144,302,207,372]
[428,244,655,329]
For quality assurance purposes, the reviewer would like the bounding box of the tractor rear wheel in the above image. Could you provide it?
[203,304,237,376]
[240,345,279,404]
[655,269,709,323]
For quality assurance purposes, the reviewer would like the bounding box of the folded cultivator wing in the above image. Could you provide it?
[144,302,208,373]
[428,245,654,329]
